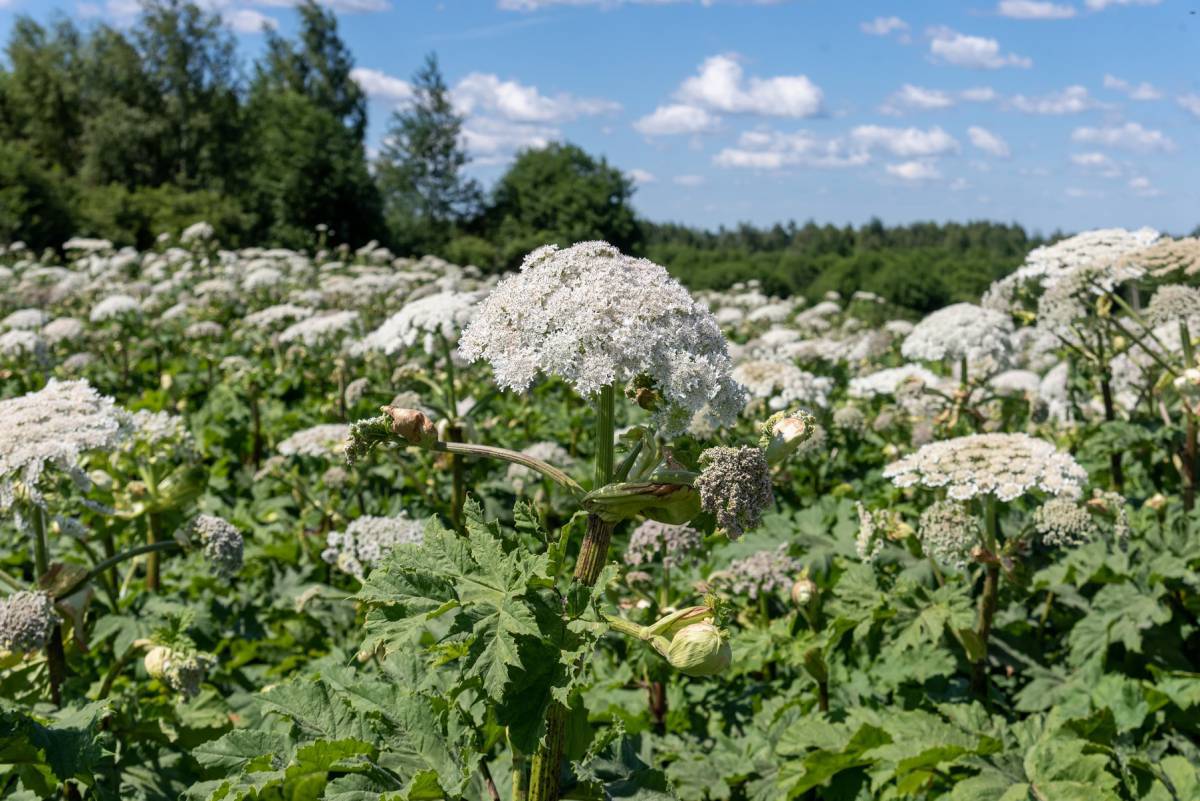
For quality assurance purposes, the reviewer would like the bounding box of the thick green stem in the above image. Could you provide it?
[511,742,529,801]
[971,499,1001,703]
[30,505,66,706]
[55,541,181,600]
[529,388,617,801]
[145,513,161,592]
[435,442,584,497]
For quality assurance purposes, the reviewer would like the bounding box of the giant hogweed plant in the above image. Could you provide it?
[193,242,815,801]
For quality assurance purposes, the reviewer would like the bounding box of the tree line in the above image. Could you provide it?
[2,0,1048,311]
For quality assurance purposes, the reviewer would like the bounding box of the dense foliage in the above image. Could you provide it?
[1,227,1200,800]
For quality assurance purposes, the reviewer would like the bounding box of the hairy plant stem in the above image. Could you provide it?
[439,334,467,532]
[1181,322,1196,515]
[55,541,182,600]
[528,386,616,801]
[433,442,584,497]
[30,504,67,706]
[145,513,161,592]
[511,742,529,801]
[971,498,1001,704]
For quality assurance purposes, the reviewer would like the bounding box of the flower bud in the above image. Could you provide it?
[760,409,817,466]
[661,622,732,677]
[144,644,216,698]
[790,576,817,607]
[382,406,438,447]
[1146,492,1168,511]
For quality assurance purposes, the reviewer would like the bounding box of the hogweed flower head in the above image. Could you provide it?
[883,433,1087,502]
[901,303,1014,372]
[695,446,773,540]
[0,590,60,654]
[722,544,800,600]
[322,513,423,579]
[1033,497,1097,548]
[1146,284,1200,326]
[624,520,703,569]
[278,423,352,459]
[187,515,244,579]
[458,241,744,436]
[918,500,980,570]
[0,379,130,509]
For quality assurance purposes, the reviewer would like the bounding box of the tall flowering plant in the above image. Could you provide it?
[342,242,811,800]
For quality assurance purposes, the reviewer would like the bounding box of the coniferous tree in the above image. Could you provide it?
[375,53,481,255]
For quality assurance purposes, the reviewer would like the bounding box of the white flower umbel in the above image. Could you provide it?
[89,294,142,323]
[984,227,1159,311]
[278,423,351,459]
[354,291,479,357]
[1146,285,1200,326]
[458,242,744,435]
[883,432,1087,502]
[848,364,942,399]
[901,303,1014,372]
[0,379,130,508]
[732,360,833,411]
[278,310,359,347]
[321,513,424,579]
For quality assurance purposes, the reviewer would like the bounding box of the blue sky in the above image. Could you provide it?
[2,0,1198,235]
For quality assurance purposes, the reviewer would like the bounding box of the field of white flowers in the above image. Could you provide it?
[2,228,1200,801]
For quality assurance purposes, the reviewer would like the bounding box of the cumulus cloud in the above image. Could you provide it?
[1179,94,1200,119]
[460,118,557,164]
[928,27,1032,69]
[453,72,619,123]
[628,168,657,185]
[1128,175,1161,196]
[1010,85,1100,114]
[860,16,910,38]
[713,124,956,171]
[881,84,997,114]
[351,68,413,103]
[677,54,823,118]
[633,104,720,135]
[968,126,1010,157]
[1103,74,1162,100]
[713,130,870,170]
[1084,0,1159,9]
[886,160,941,181]
[849,125,959,157]
[225,9,277,32]
[1071,121,1174,152]
[1070,151,1121,176]
[996,0,1076,18]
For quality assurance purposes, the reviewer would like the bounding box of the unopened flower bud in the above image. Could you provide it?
[661,622,732,677]
[1146,493,1168,511]
[790,576,817,607]
[760,409,817,466]
[144,645,216,698]
[382,406,438,447]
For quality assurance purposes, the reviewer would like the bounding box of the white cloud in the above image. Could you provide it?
[460,118,557,164]
[860,16,909,37]
[628,168,657,185]
[1128,175,1161,196]
[849,125,959,157]
[255,0,391,11]
[1179,94,1200,119]
[226,8,277,33]
[1070,151,1121,176]
[677,54,823,118]
[1103,74,1162,100]
[498,0,783,8]
[351,68,413,103]
[1084,0,1159,9]
[929,27,1032,69]
[633,104,719,135]
[961,87,999,102]
[1071,121,1174,152]
[673,174,706,187]
[453,72,619,123]
[996,0,1076,18]
[881,84,997,114]
[1010,85,1099,114]
[883,84,954,113]
[968,126,1010,157]
[886,160,941,181]
[712,130,870,170]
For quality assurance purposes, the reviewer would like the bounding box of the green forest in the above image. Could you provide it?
[0,0,1081,311]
